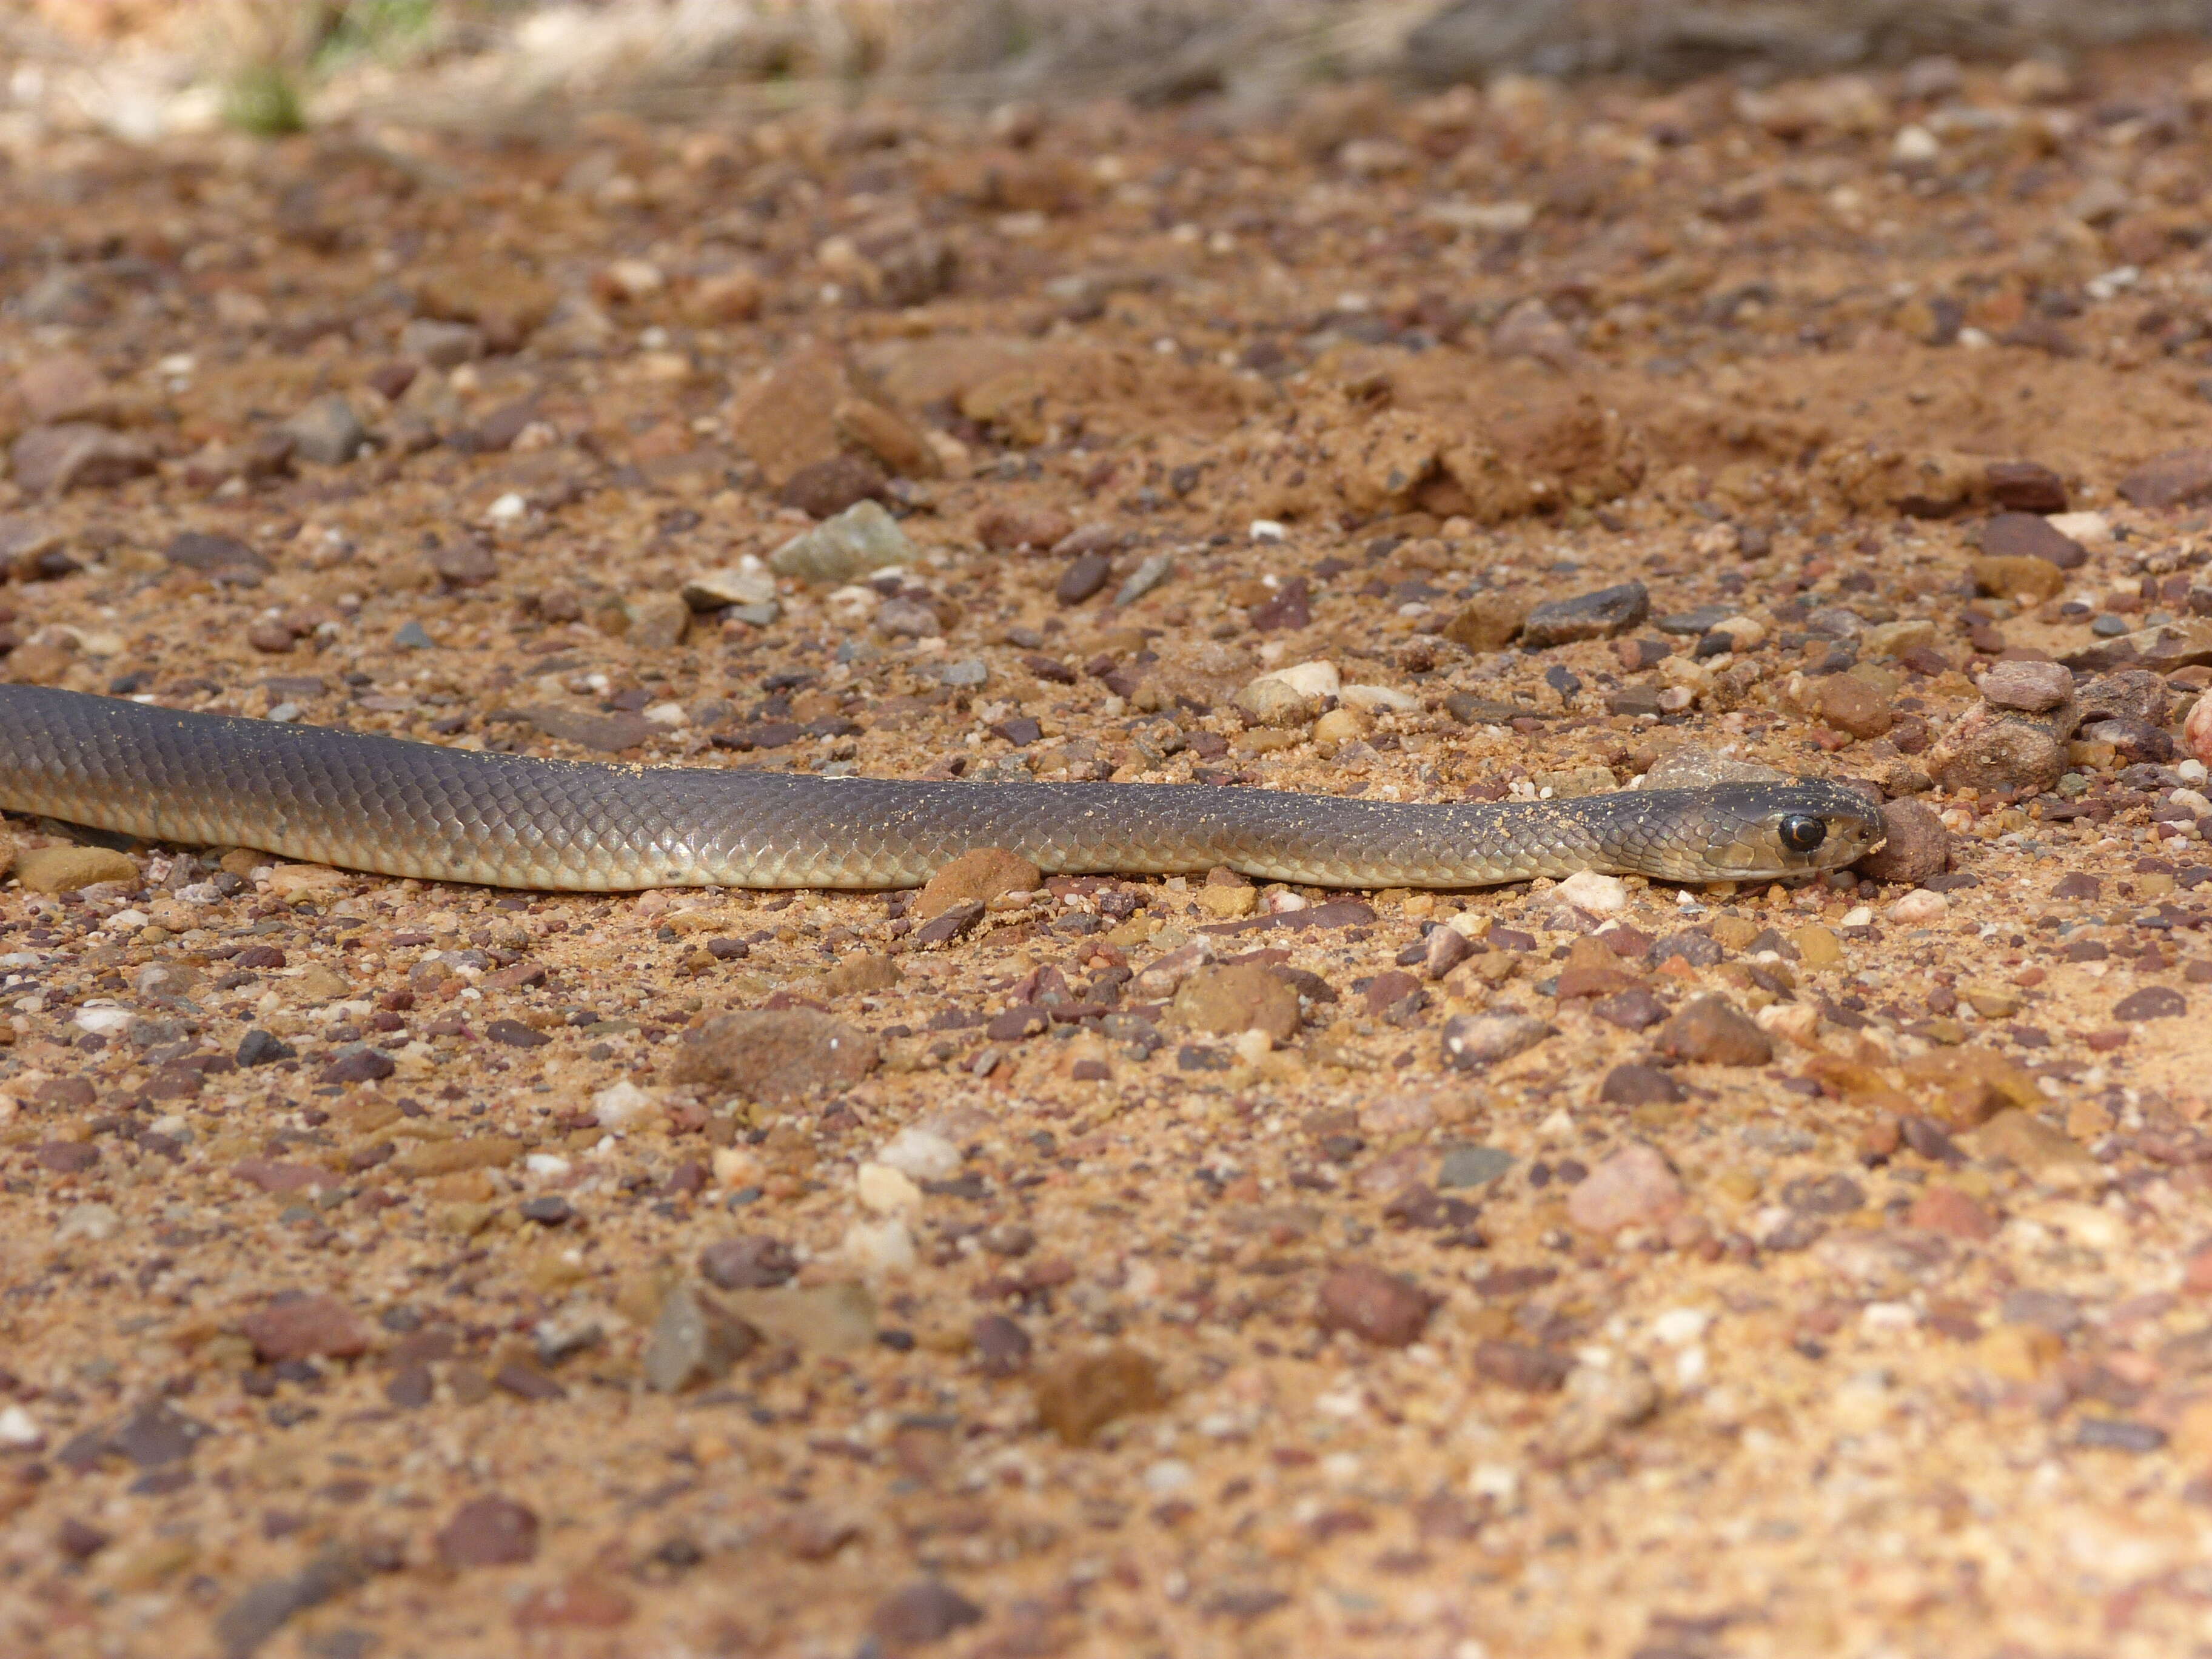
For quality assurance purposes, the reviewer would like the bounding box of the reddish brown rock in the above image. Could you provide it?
[869,1580,984,1649]
[1654,995,1771,1066]
[1977,512,2085,569]
[1929,705,2065,795]
[1855,799,1949,885]
[1473,1338,1573,1392]
[1908,1185,1998,1241]
[518,705,659,753]
[672,1010,877,1104]
[435,1496,540,1569]
[974,503,1075,552]
[1814,674,1894,739]
[779,454,887,518]
[1441,1011,1552,1070]
[833,396,938,478]
[15,353,112,424]
[2114,986,2187,1022]
[726,344,856,488]
[1032,1347,1168,1446]
[1174,962,1301,1042]
[411,263,557,352]
[11,424,153,495]
[1968,555,2065,603]
[913,847,1041,919]
[1986,460,2068,514]
[1316,1264,1439,1348]
[2119,447,2212,511]
[513,1575,637,1631]
[1566,1144,1686,1233]
[240,1293,372,1363]
[1442,592,1529,650]
[1978,660,2073,713]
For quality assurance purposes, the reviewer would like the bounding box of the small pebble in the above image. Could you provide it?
[1315,1264,1438,1348]
[1886,889,1949,924]
[1977,659,2074,714]
[1566,1145,1685,1233]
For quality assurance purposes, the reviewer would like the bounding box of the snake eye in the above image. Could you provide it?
[1777,814,1827,854]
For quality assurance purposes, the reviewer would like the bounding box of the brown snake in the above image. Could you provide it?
[0,685,1882,891]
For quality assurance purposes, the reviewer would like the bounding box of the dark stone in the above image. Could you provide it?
[1249,577,1312,632]
[911,900,987,946]
[1977,512,2085,569]
[2119,447,2212,511]
[779,454,887,518]
[1054,550,1113,606]
[1598,1063,1685,1105]
[113,1400,207,1469]
[429,542,498,588]
[320,1047,395,1085]
[36,1141,98,1173]
[971,1313,1031,1377]
[1472,1338,1571,1392]
[1436,1144,1515,1189]
[1591,985,1669,1030]
[384,1364,433,1410]
[868,1580,984,1648]
[1651,930,1721,967]
[1382,1184,1484,1232]
[492,1361,565,1401]
[698,1235,796,1290]
[1204,1586,1291,1621]
[1521,581,1649,648]
[467,398,541,455]
[2114,986,2187,1022]
[1900,1116,1966,1166]
[485,1018,551,1049]
[1656,605,1731,635]
[166,531,272,580]
[1986,460,2068,514]
[1781,1173,1865,1215]
[434,1496,539,1569]
[1654,994,1771,1066]
[2076,1418,2169,1453]
[215,1547,366,1659]
[521,705,660,752]
[1315,1264,1438,1347]
[518,1196,572,1225]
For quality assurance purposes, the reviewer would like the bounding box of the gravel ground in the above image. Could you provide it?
[8,42,2212,1659]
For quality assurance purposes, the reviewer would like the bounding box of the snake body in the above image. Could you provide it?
[0,685,1882,891]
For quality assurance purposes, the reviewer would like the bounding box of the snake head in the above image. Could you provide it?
[1621,779,1884,882]
[1687,779,1885,880]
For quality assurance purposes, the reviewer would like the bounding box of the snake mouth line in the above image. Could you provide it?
[0,686,1882,894]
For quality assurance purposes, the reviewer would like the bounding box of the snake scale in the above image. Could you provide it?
[0,685,1882,892]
